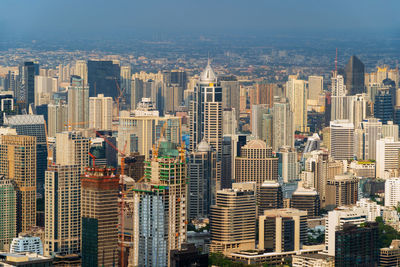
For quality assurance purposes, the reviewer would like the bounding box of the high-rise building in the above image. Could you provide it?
[163,70,187,114]
[74,60,88,84]
[220,76,240,122]
[81,167,119,267]
[277,146,298,183]
[4,115,48,194]
[326,174,358,208]
[34,76,58,106]
[129,140,186,266]
[331,74,346,97]
[87,60,120,98]
[47,102,68,137]
[89,94,113,130]
[251,104,269,139]
[376,137,400,179]
[258,208,307,252]
[55,131,89,172]
[17,62,36,112]
[235,140,278,212]
[67,76,89,129]
[329,120,354,160]
[325,207,367,256]
[345,55,365,95]
[188,140,216,220]
[291,187,320,218]
[44,164,81,256]
[374,89,394,124]
[335,223,379,266]
[286,78,308,132]
[384,178,400,207]
[259,181,283,212]
[308,76,323,101]
[273,97,294,151]
[0,134,36,233]
[358,118,382,160]
[382,121,399,141]
[0,176,16,251]
[120,65,132,107]
[210,186,256,253]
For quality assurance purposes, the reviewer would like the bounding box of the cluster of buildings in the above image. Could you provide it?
[0,54,399,267]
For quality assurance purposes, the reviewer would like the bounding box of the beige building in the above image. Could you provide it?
[47,102,68,137]
[210,186,256,253]
[258,208,307,252]
[292,254,334,267]
[326,174,358,208]
[44,164,81,256]
[0,134,36,233]
[74,60,87,85]
[286,78,308,132]
[55,132,89,172]
[67,76,89,129]
[89,94,113,130]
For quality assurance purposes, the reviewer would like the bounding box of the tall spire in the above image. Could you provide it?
[200,60,217,82]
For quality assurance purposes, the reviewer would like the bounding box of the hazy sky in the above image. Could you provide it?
[2,0,400,39]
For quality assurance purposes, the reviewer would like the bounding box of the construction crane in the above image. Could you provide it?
[88,152,96,166]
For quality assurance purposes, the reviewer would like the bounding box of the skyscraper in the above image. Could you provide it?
[329,120,354,160]
[251,104,269,139]
[384,177,400,207]
[277,146,299,183]
[345,55,365,95]
[89,94,113,131]
[376,137,400,179]
[326,174,358,208]
[68,76,89,130]
[291,187,320,218]
[286,77,308,132]
[163,70,187,114]
[0,134,36,233]
[4,114,48,194]
[55,131,90,172]
[74,60,88,84]
[273,97,294,151]
[374,89,394,124]
[120,65,132,107]
[81,167,119,267]
[44,164,81,256]
[47,102,68,137]
[0,176,16,251]
[17,62,35,112]
[259,181,283,212]
[308,76,323,101]
[359,118,382,160]
[210,186,256,253]
[87,60,120,98]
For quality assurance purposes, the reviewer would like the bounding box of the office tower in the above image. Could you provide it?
[259,181,283,212]
[0,176,16,251]
[251,104,269,139]
[258,208,307,252]
[235,140,278,210]
[222,108,237,136]
[131,79,144,110]
[120,65,132,107]
[261,113,273,146]
[374,90,394,124]
[385,178,400,207]
[74,60,88,84]
[345,55,365,95]
[326,174,358,208]
[44,165,81,256]
[189,61,222,159]
[379,240,400,267]
[4,71,18,92]
[210,186,256,253]
[291,187,320,218]
[331,74,346,97]
[34,76,58,106]
[67,76,89,129]
[273,97,294,151]
[10,235,43,255]
[163,70,187,114]
[376,137,400,179]
[55,132,89,172]
[382,121,399,141]
[329,120,354,160]
[118,114,181,160]
[81,167,119,267]
[89,94,113,130]
[277,146,298,183]
[255,82,275,107]
[220,76,240,121]
[47,102,68,137]
[0,134,36,233]
[3,115,47,195]
[286,78,308,132]
[325,207,367,256]
[221,136,232,189]
[331,94,368,126]
[335,223,379,266]
[129,140,186,266]
[16,62,35,112]
[308,76,323,101]
[359,118,382,160]
[87,60,120,98]
[188,140,216,220]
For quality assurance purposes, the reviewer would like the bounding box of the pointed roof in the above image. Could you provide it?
[200,60,217,82]
[197,139,211,152]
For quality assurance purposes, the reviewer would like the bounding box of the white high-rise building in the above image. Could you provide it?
[382,121,399,141]
[74,60,87,84]
[330,120,354,161]
[10,235,43,255]
[47,102,68,137]
[35,76,58,106]
[359,118,382,160]
[251,104,268,139]
[385,178,400,207]
[325,207,367,256]
[308,76,323,101]
[331,74,346,97]
[376,137,400,179]
[273,97,294,151]
[89,94,113,130]
[55,131,90,172]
